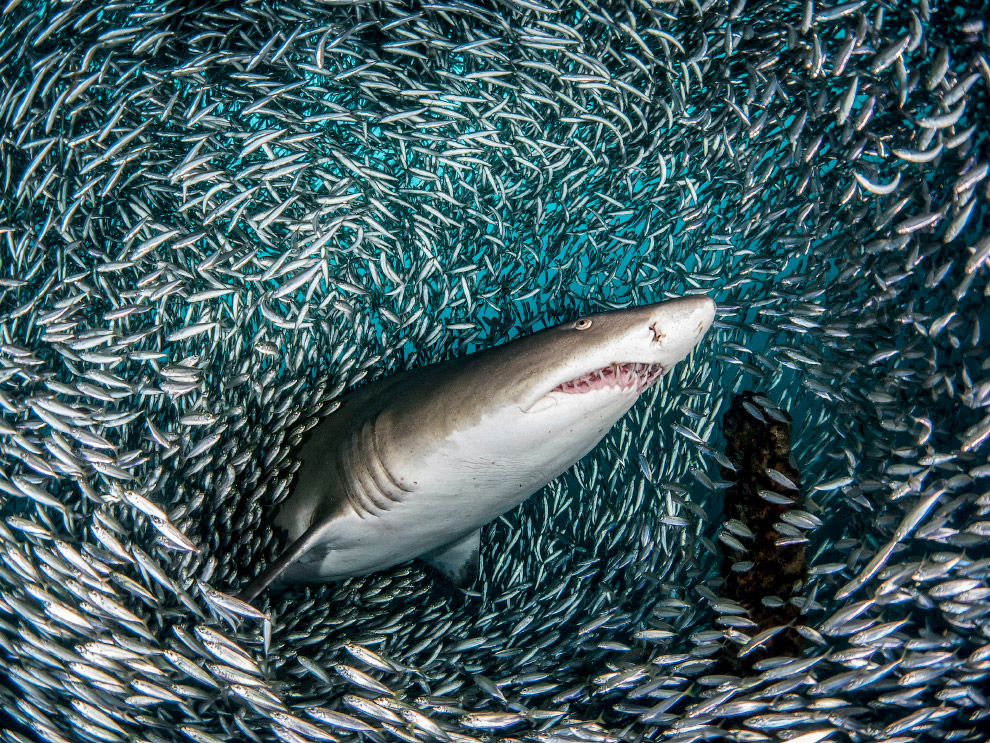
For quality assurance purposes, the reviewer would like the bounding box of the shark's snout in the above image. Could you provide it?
[690,295,717,335]
[649,295,716,336]
[645,295,716,364]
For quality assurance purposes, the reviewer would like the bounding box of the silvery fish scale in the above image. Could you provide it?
[0,0,988,742]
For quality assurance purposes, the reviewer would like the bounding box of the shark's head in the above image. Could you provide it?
[379,295,716,480]
[506,295,717,415]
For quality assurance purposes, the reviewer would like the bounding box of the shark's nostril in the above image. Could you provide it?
[650,321,665,343]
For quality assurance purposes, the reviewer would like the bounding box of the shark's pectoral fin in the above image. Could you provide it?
[419,529,481,587]
[238,518,334,602]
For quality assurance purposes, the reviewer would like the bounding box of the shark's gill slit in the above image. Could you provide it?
[365,417,407,503]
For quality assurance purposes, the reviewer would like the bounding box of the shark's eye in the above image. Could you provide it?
[575,318,592,330]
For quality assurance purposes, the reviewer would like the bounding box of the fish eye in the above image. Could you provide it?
[575,318,592,330]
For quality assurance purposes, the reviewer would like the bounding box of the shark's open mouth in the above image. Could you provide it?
[553,362,664,395]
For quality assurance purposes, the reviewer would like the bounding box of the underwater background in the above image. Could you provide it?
[0,0,989,741]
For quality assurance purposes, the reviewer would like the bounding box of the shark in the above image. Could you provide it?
[239,295,716,601]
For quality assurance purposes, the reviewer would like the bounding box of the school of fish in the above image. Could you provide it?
[0,0,988,742]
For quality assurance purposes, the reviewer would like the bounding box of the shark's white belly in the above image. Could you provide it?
[282,491,502,581]
[281,393,636,582]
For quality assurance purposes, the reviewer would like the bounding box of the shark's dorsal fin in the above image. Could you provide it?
[419,529,481,587]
